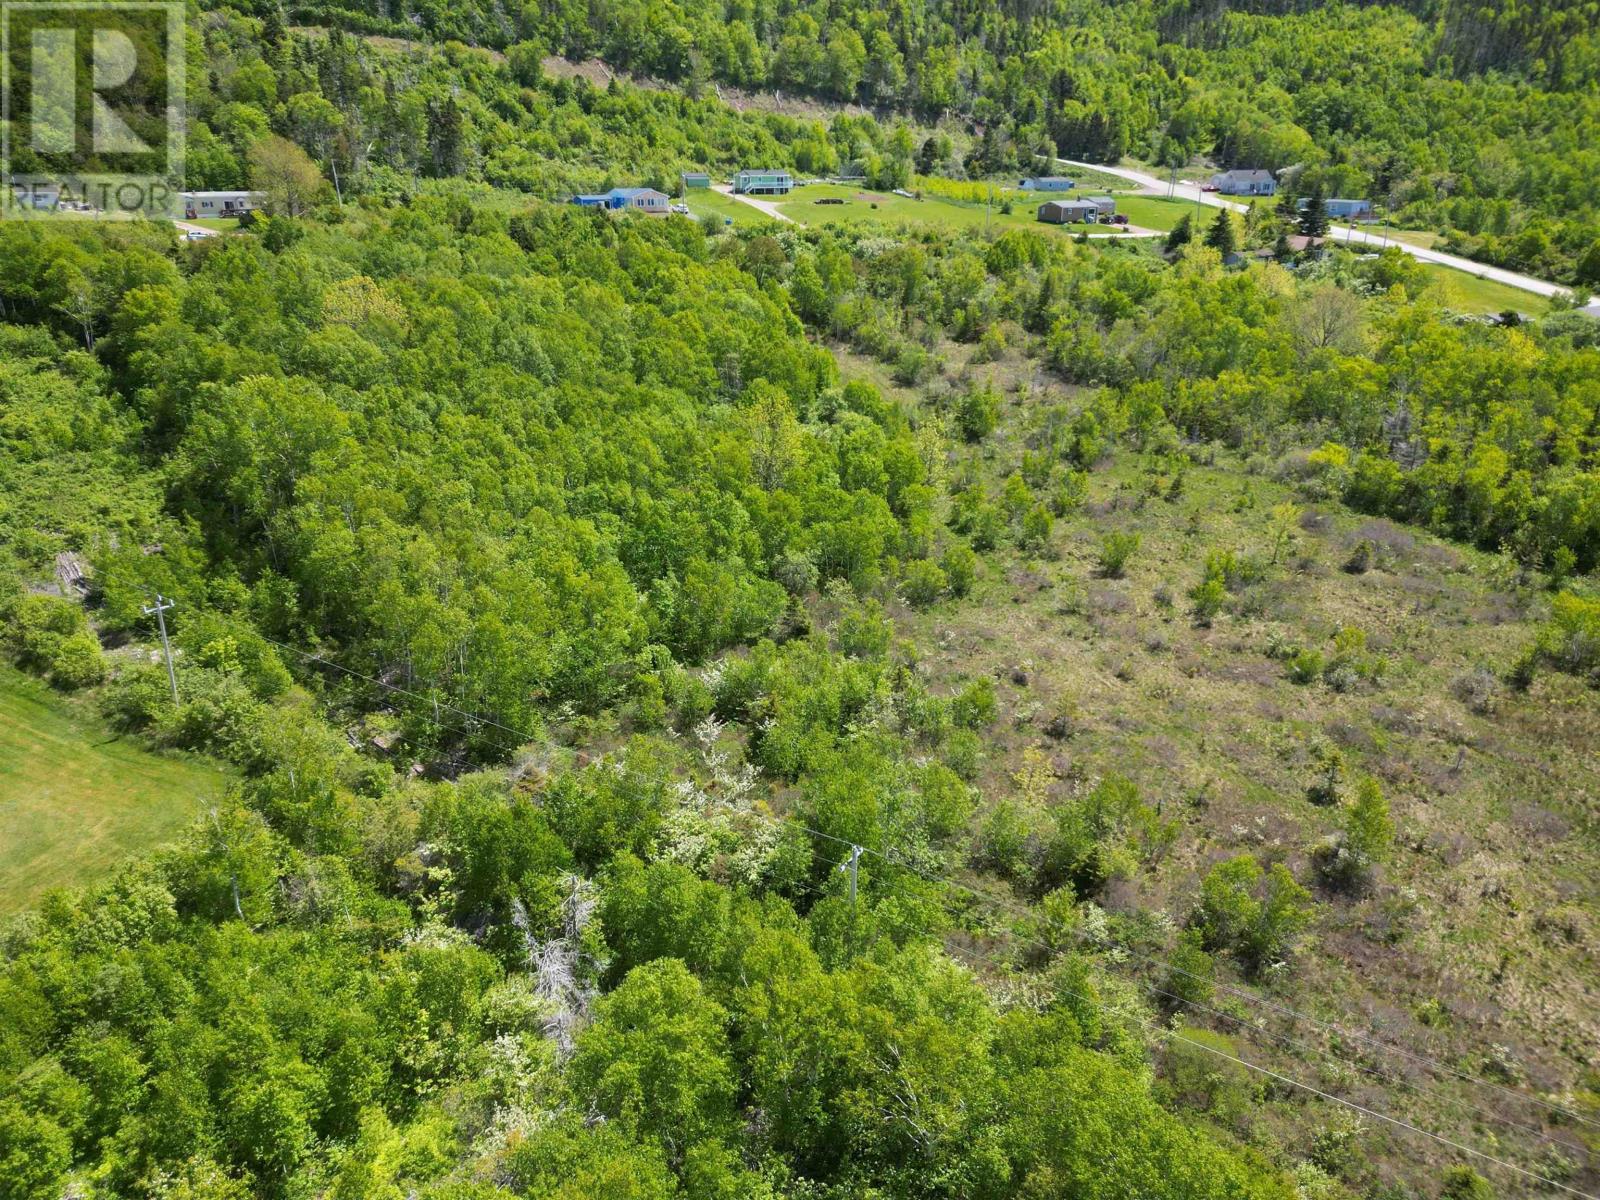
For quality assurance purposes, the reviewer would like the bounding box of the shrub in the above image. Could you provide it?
[1019,505,1054,553]
[973,799,1040,879]
[900,559,948,608]
[955,384,1000,442]
[952,677,998,729]
[1313,776,1393,893]
[1306,742,1347,806]
[1440,1167,1495,1200]
[1097,532,1140,578]
[3,593,106,691]
[941,541,977,598]
[1161,929,1215,1013]
[1189,576,1227,627]
[47,632,107,690]
[774,551,820,596]
[1193,854,1315,976]
[1286,648,1325,684]
[1524,591,1600,684]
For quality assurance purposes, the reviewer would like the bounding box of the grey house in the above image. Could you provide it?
[1083,195,1118,218]
[1210,169,1276,196]
[734,169,793,195]
[1297,196,1374,220]
[1037,199,1099,225]
[1020,176,1075,191]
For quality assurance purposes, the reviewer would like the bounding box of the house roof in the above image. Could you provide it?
[1083,195,1115,203]
[738,168,790,176]
[1024,176,1073,184]
[1216,169,1274,183]
[609,187,664,199]
[681,171,709,179]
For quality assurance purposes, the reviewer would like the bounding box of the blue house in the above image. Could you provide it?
[1020,176,1075,191]
[571,187,671,213]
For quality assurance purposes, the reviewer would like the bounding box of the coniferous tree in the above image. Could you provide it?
[1299,189,1330,241]
[1165,212,1194,253]
[1204,208,1237,256]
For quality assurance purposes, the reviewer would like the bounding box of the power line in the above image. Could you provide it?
[935,942,1598,1200]
[252,628,1599,1144]
[872,843,1600,1134]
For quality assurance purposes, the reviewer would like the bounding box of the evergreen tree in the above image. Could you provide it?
[1299,189,1330,240]
[1204,209,1237,256]
[1165,212,1194,253]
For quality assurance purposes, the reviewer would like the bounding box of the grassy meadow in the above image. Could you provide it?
[0,668,229,914]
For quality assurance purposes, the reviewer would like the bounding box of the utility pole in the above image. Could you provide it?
[142,593,179,707]
[838,844,864,904]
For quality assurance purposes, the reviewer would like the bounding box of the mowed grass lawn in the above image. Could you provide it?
[682,187,752,227]
[0,669,229,915]
[1422,264,1551,315]
[773,182,1152,239]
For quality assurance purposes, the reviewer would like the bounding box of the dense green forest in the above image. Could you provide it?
[4,191,1600,1197]
[3,2,1600,1199]
[170,0,1600,283]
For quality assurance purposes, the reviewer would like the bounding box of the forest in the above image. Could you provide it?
[2,2,1600,1200]
[167,0,1600,283]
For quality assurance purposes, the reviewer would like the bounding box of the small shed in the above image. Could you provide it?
[680,171,711,191]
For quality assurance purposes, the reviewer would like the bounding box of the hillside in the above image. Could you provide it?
[2,3,1600,1198]
[2,185,1598,1199]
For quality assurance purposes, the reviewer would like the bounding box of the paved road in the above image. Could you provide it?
[1056,157,1593,311]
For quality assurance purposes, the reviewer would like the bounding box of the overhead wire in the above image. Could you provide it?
[250,628,1599,1181]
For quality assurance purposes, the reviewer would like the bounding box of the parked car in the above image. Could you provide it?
[1201,183,1219,192]
[1108,213,1129,225]
[669,203,689,214]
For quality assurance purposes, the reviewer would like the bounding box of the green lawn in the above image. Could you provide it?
[682,187,753,227]
[1112,194,1208,233]
[772,182,1153,239]
[0,669,229,915]
[189,217,241,232]
[1422,264,1550,316]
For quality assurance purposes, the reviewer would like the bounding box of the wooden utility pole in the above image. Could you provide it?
[142,593,179,707]
[839,844,864,904]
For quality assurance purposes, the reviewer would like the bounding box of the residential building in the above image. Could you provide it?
[181,190,263,218]
[734,169,793,195]
[680,171,711,191]
[1019,176,1075,191]
[570,187,671,213]
[1210,169,1276,196]
[609,187,670,213]
[1297,197,1374,220]
[1083,195,1118,218]
[1037,199,1100,225]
